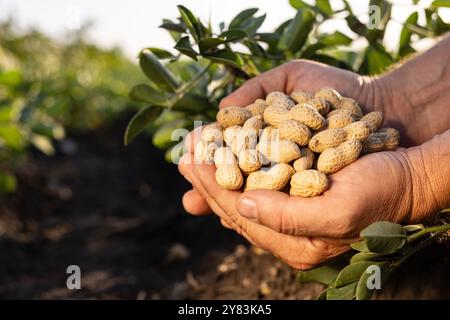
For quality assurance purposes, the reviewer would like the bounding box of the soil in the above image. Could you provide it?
[0,117,448,300]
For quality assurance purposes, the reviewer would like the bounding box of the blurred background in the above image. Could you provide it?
[0,0,449,299]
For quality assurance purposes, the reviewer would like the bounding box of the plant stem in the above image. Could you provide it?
[407,223,450,243]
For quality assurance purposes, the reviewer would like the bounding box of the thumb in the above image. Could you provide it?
[237,190,342,238]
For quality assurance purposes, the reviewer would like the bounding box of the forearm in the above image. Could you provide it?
[405,129,450,223]
[380,33,450,146]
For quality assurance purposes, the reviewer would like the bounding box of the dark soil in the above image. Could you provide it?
[0,118,448,300]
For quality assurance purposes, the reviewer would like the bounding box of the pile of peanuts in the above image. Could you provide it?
[194,88,400,197]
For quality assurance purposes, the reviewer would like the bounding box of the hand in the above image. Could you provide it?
[181,59,389,216]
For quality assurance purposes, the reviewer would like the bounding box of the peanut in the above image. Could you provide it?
[289,103,326,130]
[201,122,223,145]
[257,139,301,164]
[343,121,371,141]
[259,126,280,142]
[217,106,251,128]
[293,148,315,172]
[290,169,329,197]
[194,141,217,164]
[317,139,362,174]
[308,128,348,153]
[242,115,264,132]
[307,98,331,116]
[327,109,355,129]
[290,90,314,104]
[224,125,257,156]
[278,120,311,146]
[245,99,268,117]
[360,111,384,133]
[263,105,290,127]
[245,163,294,191]
[266,91,296,109]
[315,87,343,108]
[214,147,243,190]
[340,97,363,119]
[362,127,400,154]
[238,149,263,174]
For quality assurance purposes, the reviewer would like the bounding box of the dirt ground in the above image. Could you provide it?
[0,118,448,300]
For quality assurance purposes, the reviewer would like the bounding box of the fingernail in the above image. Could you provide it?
[238,197,258,219]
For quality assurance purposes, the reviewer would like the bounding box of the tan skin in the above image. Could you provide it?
[178,34,450,270]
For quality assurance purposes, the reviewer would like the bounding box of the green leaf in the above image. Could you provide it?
[203,50,243,69]
[164,142,185,163]
[198,37,226,53]
[145,48,176,59]
[159,21,186,33]
[244,40,266,57]
[316,0,333,17]
[297,264,341,285]
[355,263,390,300]
[326,281,358,300]
[345,14,368,36]
[0,124,25,150]
[289,0,311,10]
[152,119,192,149]
[402,224,424,233]
[431,0,450,7]
[177,5,202,42]
[399,12,419,57]
[30,134,54,156]
[334,261,375,288]
[172,92,213,113]
[124,106,163,145]
[139,50,179,92]
[241,14,266,36]
[278,9,315,53]
[174,36,198,60]
[129,84,173,106]
[369,0,392,31]
[350,240,369,252]
[360,221,407,254]
[320,31,352,46]
[220,30,248,42]
[229,8,258,29]
[350,252,385,264]
[358,44,394,75]
[0,171,17,194]
[0,70,22,86]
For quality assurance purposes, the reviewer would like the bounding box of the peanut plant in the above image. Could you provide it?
[127,0,450,300]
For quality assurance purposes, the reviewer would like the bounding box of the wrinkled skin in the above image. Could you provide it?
[178,59,448,270]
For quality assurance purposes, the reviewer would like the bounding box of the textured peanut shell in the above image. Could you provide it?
[361,111,384,133]
[245,163,295,191]
[259,126,280,142]
[245,99,268,117]
[201,122,223,145]
[290,90,314,104]
[266,91,296,109]
[289,103,326,130]
[194,141,217,164]
[243,115,264,132]
[327,109,355,129]
[344,121,371,141]
[317,139,362,174]
[263,105,290,127]
[290,169,329,197]
[362,128,400,154]
[307,98,331,116]
[293,148,315,172]
[217,106,251,128]
[339,97,363,119]
[278,120,311,146]
[214,146,237,165]
[257,139,301,164]
[314,87,343,108]
[216,164,244,190]
[238,149,262,174]
[308,128,348,153]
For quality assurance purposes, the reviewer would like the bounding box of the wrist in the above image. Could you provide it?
[404,130,450,223]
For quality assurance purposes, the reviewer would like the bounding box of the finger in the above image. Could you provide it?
[219,64,289,108]
[178,152,195,183]
[236,189,349,238]
[182,189,212,215]
[220,218,233,229]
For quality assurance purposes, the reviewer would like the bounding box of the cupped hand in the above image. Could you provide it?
[181,59,387,216]
[179,143,420,269]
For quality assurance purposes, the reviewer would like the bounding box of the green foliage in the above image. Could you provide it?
[0,21,143,193]
[127,0,448,147]
[298,211,450,300]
